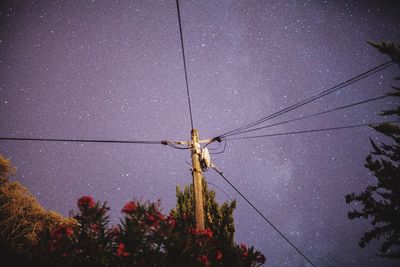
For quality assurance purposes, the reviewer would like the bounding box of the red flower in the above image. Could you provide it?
[148,214,156,222]
[216,250,223,261]
[48,225,74,252]
[65,226,74,237]
[122,201,137,214]
[156,211,164,220]
[116,243,130,257]
[240,244,248,258]
[51,225,73,240]
[166,215,176,227]
[198,254,210,266]
[202,228,213,239]
[77,196,95,209]
[190,228,214,238]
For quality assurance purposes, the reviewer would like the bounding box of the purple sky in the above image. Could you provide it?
[1,0,399,266]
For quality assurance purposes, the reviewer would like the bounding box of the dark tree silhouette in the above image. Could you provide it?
[345,42,400,259]
[171,177,236,245]
[0,154,266,266]
[0,154,71,267]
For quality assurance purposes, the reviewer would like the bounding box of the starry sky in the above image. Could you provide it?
[0,0,399,266]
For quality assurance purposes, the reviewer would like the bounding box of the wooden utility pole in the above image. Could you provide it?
[191,128,205,230]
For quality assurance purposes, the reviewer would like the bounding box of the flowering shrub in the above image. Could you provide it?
[0,155,266,266]
[35,196,266,267]
[77,196,95,210]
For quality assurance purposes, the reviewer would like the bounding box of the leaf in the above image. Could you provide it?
[367,41,400,63]
[380,106,400,116]
[346,42,400,259]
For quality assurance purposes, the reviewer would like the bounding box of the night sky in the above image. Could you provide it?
[1,0,399,266]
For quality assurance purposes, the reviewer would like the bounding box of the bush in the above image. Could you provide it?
[36,196,266,267]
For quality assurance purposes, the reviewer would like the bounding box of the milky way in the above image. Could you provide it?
[0,1,399,266]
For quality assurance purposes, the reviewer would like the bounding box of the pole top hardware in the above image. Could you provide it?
[168,137,216,147]
[200,147,211,171]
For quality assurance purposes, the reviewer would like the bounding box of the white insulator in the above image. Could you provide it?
[194,142,201,154]
[201,148,211,168]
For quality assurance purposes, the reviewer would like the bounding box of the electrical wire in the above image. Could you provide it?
[211,165,316,267]
[202,174,233,200]
[218,60,394,138]
[167,142,190,150]
[175,0,194,129]
[223,60,393,137]
[225,120,400,141]
[0,137,166,145]
[184,161,233,199]
[224,60,393,137]
[205,140,222,151]
[229,94,390,137]
[210,138,227,155]
[207,180,233,200]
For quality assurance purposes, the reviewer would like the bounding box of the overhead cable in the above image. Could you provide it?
[0,137,167,145]
[210,138,227,155]
[228,94,390,137]
[211,165,316,267]
[225,120,400,141]
[167,142,191,150]
[175,0,194,129]
[218,60,394,138]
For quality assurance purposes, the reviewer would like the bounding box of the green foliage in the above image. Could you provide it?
[367,41,400,63]
[345,42,400,259]
[169,177,268,265]
[34,196,112,267]
[0,154,15,185]
[171,177,237,245]
[0,154,71,267]
[0,156,266,266]
[35,197,265,267]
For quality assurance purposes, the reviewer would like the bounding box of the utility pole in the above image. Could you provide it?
[172,131,214,230]
[191,128,205,230]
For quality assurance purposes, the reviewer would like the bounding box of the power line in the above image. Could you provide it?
[223,60,393,137]
[207,180,233,200]
[218,60,394,138]
[225,120,400,141]
[167,142,190,150]
[223,60,394,137]
[211,165,316,267]
[202,174,233,200]
[210,138,227,155]
[175,0,194,129]
[184,161,233,199]
[0,137,167,145]
[228,94,390,137]
[205,140,222,151]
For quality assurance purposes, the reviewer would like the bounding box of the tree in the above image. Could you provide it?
[0,155,266,266]
[345,42,400,258]
[171,177,236,245]
[38,196,266,267]
[170,177,267,266]
[0,154,72,267]
[0,154,16,184]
